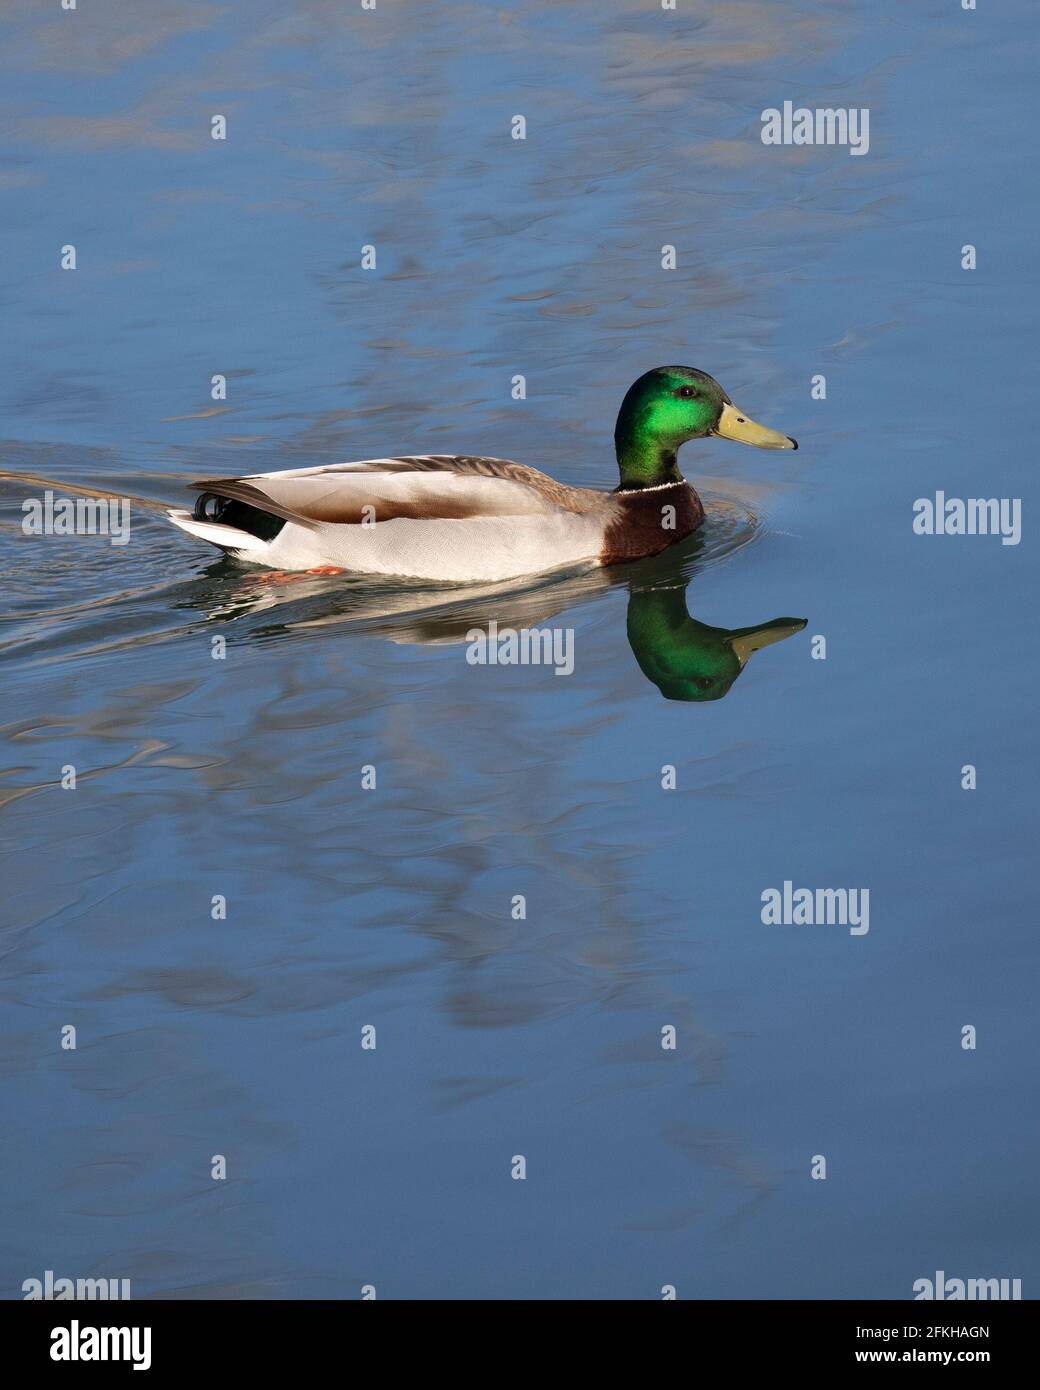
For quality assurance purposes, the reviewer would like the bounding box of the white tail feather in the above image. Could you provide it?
[166,508,271,560]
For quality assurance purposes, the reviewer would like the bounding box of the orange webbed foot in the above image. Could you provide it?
[252,566,346,585]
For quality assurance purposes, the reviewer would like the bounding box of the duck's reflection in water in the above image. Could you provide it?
[625,587,805,701]
[183,544,806,702]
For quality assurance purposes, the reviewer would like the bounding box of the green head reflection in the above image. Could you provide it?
[626,586,806,702]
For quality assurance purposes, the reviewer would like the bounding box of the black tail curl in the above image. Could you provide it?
[192,492,286,541]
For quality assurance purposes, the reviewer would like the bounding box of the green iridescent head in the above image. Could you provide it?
[627,586,806,702]
[614,366,797,489]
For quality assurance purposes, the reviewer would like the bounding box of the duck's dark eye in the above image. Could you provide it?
[696,676,713,689]
[677,386,697,399]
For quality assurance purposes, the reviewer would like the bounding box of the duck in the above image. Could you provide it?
[166,366,797,583]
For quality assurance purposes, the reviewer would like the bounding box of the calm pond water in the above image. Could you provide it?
[2,1,1037,1300]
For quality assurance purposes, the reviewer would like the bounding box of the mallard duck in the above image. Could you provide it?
[166,366,797,582]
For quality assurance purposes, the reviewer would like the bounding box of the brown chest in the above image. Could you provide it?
[600,483,704,565]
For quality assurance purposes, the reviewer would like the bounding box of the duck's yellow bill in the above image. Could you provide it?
[715,401,797,450]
